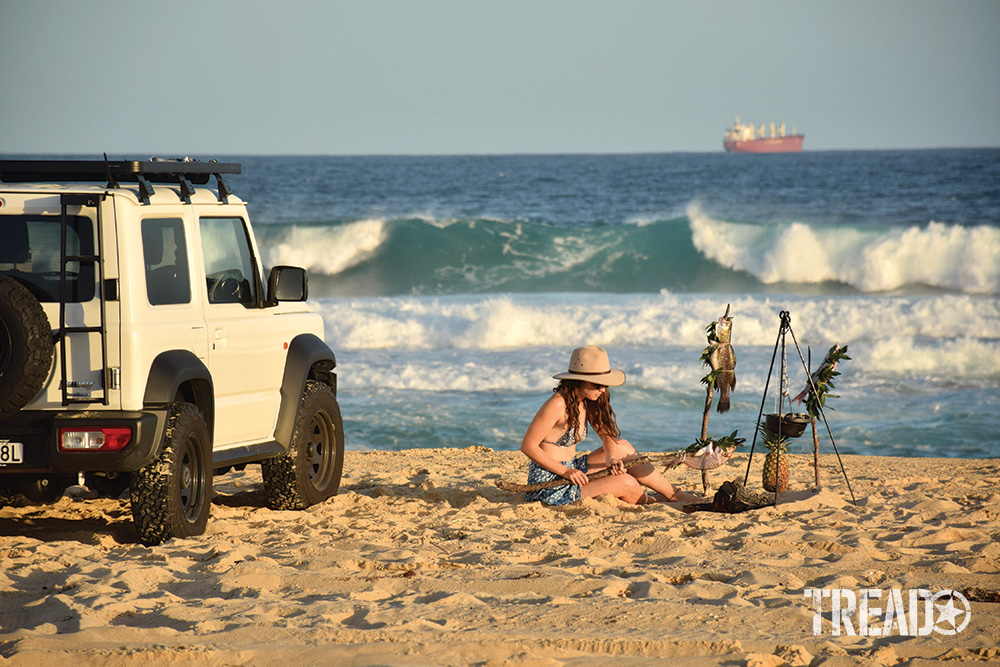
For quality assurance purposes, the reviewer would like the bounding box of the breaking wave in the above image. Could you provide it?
[254,209,1000,297]
[688,205,1000,295]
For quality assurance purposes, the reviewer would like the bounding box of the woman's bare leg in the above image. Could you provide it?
[580,473,647,504]
[589,440,702,503]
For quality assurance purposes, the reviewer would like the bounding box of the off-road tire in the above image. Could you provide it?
[262,381,343,510]
[0,274,53,421]
[131,403,212,545]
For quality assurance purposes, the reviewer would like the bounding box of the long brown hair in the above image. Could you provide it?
[554,379,621,442]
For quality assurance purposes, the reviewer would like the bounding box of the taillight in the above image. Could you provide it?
[59,427,132,451]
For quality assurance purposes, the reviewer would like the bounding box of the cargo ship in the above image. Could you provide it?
[723,117,803,153]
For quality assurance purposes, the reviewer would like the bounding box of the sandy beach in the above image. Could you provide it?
[1,449,998,666]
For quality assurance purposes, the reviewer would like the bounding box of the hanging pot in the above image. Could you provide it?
[764,412,810,438]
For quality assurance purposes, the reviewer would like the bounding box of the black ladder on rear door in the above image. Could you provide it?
[58,193,109,406]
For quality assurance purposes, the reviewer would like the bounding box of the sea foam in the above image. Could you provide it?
[315,292,1000,382]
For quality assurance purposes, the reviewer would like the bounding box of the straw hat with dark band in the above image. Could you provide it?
[552,345,626,387]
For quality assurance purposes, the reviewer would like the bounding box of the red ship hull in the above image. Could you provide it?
[724,135,804,153]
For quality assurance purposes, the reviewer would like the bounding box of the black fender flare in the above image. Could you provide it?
[273,333,336,448]
[142,350,215,436]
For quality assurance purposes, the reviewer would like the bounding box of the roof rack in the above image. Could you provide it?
[0,158,241,204]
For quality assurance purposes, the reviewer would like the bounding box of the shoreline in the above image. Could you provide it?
[2,450,998,666]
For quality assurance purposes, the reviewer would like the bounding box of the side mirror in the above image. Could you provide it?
[266,266,308,305]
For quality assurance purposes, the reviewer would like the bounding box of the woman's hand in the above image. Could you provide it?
[562,467,589,486]
[608,458,626,475]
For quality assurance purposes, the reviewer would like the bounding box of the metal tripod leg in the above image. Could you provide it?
[785,324,858,506]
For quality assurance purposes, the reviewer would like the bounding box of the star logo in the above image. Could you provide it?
[932,590,971,635]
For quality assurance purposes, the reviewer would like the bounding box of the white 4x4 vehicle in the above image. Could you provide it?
[0,159,344,545]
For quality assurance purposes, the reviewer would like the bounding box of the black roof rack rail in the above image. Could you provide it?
[0,159,241,186]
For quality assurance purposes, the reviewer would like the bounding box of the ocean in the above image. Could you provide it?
[226,150,1000,459]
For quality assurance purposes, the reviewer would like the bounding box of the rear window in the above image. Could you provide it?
[142,218,191,305]
[0,214,96,302]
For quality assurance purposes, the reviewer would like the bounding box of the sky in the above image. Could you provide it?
[1,0,998,155]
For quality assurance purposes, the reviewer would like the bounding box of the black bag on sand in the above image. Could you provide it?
[682,479,775,514]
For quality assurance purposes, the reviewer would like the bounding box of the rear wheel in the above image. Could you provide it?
[131,403,212,545]
[262,381,344,510]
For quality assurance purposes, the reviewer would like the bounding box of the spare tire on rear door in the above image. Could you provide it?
[0,274,54,420]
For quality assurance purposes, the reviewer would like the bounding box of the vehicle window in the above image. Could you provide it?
[0,214,95,302]
[142,218,191,306]
[199,217,258,306]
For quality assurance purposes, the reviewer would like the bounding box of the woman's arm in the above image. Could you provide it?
[520,395,588,485]
[596,432,629,474]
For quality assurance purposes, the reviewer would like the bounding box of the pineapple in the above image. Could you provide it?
[760,426,789,493]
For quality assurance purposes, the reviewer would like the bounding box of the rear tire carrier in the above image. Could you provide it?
[0,275,54,421]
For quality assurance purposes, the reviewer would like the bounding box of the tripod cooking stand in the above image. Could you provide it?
[742,310,857,506]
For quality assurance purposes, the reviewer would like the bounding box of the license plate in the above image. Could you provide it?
[0,441,24,465]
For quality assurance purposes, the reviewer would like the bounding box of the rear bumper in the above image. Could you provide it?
[0,410,165,475]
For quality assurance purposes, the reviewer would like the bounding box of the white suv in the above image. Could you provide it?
[0,159,344,545]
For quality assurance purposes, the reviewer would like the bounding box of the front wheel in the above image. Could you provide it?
[131,403,213,546]
[262,381,344,510]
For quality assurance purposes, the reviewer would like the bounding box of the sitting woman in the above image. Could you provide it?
[520,345,702,506]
